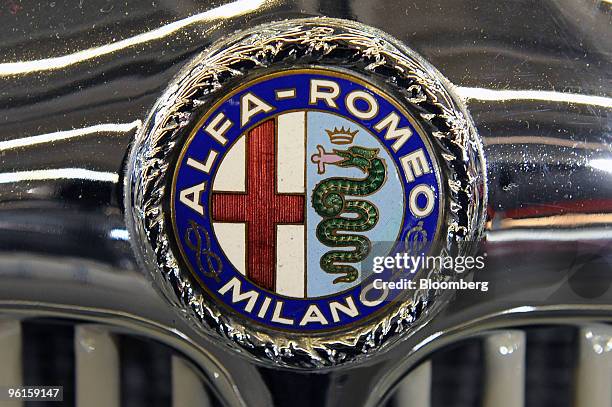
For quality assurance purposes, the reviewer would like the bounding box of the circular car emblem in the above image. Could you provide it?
[171,68,443,330]
[127,18,486,368]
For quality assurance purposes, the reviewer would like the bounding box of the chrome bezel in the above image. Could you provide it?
[126,17,487,368]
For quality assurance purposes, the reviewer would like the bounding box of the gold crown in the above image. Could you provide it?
[325,126,358,145]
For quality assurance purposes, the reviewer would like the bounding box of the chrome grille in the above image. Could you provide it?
[2,321,611,406]
[0,319,221,407]
[390,325,612,407]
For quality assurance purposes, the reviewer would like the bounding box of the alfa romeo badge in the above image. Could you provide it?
[126,18,486,368]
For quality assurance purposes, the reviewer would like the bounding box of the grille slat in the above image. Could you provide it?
[483,331,526,407]
[575,325,612,407]
[75,325,120,407]
[0,320,22,407]
[171,356,212,407]
[394,361,431,407]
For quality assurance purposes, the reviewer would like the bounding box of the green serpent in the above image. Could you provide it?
[311,146,386,284]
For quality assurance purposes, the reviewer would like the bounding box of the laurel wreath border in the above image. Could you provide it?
[126,18,487,369]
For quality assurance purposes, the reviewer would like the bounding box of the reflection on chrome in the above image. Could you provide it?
[456,87,612,109]
[487,228,612,242]
[109,228,130,241]
[583,328,612,355]
[500,214,612,228]
[484,136,612,151]
[500,306,538,314]
[411,331,444,353]
[0,168,119,184]
[0,120,142,151]
[590,159,612,174]
[0,0,267,76]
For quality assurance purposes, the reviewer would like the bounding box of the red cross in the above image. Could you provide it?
[212,119,305,290]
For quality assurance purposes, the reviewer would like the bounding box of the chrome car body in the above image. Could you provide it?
[0,1,610,406]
